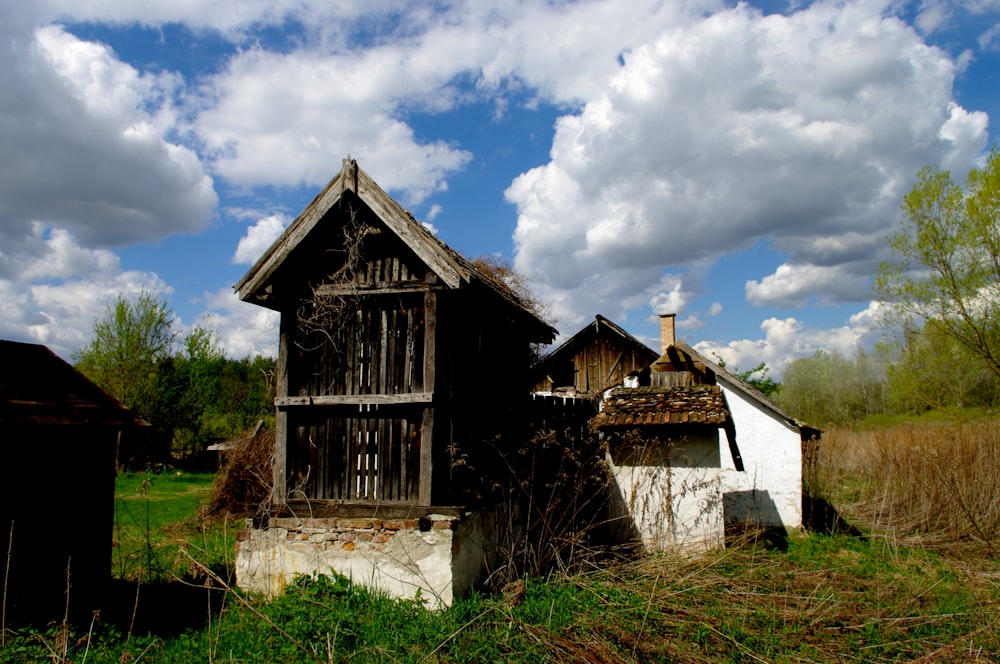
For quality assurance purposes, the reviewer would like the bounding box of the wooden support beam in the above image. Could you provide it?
[418,407,434,506]
[418,290,437,506]
[274,393,434,407]
[272,316,291,504]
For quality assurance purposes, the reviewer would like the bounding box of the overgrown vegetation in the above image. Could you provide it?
[4,530,997,662]
[112,470,234,583]
[810,419,1000,556]
[4,416,998,662]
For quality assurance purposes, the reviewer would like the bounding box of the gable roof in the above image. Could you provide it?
[235,157,555,342]
[0,341,145,427]
[535,314,658,368]
[531,314,659,392]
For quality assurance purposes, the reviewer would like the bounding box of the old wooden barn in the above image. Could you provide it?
[233,158,555,605]
[0,340,144,623]
[530,314,660,396]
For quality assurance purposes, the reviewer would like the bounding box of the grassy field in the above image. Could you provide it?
[112,470,236,582]
[3,420,1000,662]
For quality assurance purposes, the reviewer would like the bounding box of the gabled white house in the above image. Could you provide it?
[589,314,819,551]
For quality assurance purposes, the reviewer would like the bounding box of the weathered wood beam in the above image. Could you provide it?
[314,282,437,296]
[273,315,291,504]
[273,499,463,520]
[418,289,437,506]
[274,393,435,407]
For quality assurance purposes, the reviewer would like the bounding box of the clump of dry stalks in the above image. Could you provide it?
[206,422,275,519]
[812,419,1000,555]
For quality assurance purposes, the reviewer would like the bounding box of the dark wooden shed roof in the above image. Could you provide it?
[591,385,730,428]
[0,340,144,427]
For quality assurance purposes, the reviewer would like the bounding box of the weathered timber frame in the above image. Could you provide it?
[236,157,555,512]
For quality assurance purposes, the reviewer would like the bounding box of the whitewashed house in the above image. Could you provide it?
[589,314,818,552]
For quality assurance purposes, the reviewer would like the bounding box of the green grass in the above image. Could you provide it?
[112,470,234,582]
[5,532,997,662]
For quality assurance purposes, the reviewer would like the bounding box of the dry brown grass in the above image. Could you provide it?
[206,423,275,519]
[813,419,1000,556]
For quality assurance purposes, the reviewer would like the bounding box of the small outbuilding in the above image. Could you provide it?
[0,340,144,623]
[233,157,555,607]
[588,314,818,551]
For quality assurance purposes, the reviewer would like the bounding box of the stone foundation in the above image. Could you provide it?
[235,512,491,609]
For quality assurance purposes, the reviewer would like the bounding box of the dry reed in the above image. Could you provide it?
[813,420,1000,555]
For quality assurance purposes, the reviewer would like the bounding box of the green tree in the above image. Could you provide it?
[74,290,176,425]
[874,147,1000,382]
[168,321,228,455]
[882,324,999,414]
[775,349,888,425]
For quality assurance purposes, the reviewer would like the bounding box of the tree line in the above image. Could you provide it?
[74,291,275,464]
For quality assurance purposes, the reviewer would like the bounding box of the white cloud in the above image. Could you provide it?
[14,270,172,360]
[0,24,216,249]
[201,287,279,358]
[509,1,988,326]
[233,214,288,265]
[915,0,951,34]
[745,263,872,307]
[695,302,884,377]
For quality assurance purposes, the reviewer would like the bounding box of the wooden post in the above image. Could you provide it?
[418,290,437,505]
[272,315,291,505]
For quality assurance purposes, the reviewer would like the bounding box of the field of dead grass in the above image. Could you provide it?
[811,418,1000,557]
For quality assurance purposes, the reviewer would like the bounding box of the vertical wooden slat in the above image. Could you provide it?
[338,417,348,500]
[404,307,414,393]
[379,309,389,394]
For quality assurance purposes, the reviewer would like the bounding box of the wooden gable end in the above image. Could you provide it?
[238,158,554,511]
[236,157,469,311]
[531,315,658,395]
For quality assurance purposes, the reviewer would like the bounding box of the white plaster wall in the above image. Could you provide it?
[608,436,724,552]
[235,514,487,609]
[718,384,802,528]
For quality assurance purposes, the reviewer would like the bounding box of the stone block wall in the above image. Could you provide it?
[235,512,490,609]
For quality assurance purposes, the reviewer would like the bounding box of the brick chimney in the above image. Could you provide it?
[659,313,676,355]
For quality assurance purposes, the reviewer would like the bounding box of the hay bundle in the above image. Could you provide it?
[207,421,274,517]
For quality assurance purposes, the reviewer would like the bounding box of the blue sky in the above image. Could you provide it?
[2,0,999,375]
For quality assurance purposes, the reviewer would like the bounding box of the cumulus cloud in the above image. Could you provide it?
[745,263,872,307]
[509,1,988,327]
[233,214,289,265]
[201,287,279,358]
[0,23,217,250]
[695,302,885,377]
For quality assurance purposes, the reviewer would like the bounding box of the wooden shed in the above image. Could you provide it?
[233,158,555,605]
[530,314,659,396]
[0,340,144,623]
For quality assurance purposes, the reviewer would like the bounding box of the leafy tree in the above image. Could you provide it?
[776,349,888,426]
[733,361,779,397]
[874,147,1000,382]
[168,322,228,455]
[74,290,176,426]
[882,324,999,414]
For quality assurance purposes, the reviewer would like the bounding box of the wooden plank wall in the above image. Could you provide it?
[294,294,425,397]
[288,409,422,501]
